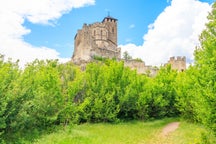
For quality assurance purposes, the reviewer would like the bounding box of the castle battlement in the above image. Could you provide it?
[169,56,186,61]
[72,16,120,64]
[72,16,186,75]
[167,56,186,72]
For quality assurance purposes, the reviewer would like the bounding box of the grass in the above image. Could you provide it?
[147,120,216,144]
[32,118,215,144]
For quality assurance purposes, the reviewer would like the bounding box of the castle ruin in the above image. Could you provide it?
[72,16,121,64]
[72,16,186,75]
[124,60,158,76]
[166,56,186,72]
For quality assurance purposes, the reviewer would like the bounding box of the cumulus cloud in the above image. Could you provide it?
[120,0,211,66]
[0,0,95,68]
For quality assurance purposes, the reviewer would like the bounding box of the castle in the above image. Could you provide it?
[166,56,186,72]
[72,16,186,74]
[72,16,121,64]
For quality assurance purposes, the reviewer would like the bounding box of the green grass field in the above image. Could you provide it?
[30,118,216,144]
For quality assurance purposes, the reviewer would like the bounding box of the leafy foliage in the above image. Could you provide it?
[0,55,20,142]
[174,2,216,136]
[1,2,216,142]
[192,2,216,134]
[134,58,143,62]
[123,51,132,60]
[0,58,182,142]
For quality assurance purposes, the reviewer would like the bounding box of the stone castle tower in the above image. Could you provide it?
[71,16,186,75]
[72,16,121,64]
[167,56,186,72]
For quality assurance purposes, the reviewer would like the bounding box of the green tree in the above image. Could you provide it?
[13,60,63,132]
[77,60,123,122]
[146,65,178,118]
[57,61,84,125]
[0,55,20,142]
[175,66,202,122]
[193,2,216,134]
[123,51,132,60]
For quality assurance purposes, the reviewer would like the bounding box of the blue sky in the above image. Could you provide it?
[0,0,214,67]
[23,0,170,58]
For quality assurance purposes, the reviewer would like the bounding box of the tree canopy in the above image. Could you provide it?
[1,2,216,143]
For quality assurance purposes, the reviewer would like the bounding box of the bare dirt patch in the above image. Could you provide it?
[161,122,180,136]
[143,122,180,144]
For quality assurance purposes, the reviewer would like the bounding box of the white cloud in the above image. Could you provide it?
[120,0,211,66]
[0,0,95,68]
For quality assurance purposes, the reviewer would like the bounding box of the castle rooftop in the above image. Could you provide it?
[102,16,118,22]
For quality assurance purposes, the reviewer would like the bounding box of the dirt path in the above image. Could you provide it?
[142,122,180,144]
[161,122,180,136]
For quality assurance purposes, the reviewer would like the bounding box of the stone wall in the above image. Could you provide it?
[124,60,158,77]
[72,16,120,64]
[71,16,186,75]
[167,56,186,72]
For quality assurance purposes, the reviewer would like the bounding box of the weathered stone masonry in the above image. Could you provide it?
[166,56,186,72]
[72,16,121,64]
[72,16,186,75]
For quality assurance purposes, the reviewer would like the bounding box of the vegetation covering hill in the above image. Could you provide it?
[0,2,216,144]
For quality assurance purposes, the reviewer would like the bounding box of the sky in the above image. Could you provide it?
[0,0,214,68]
